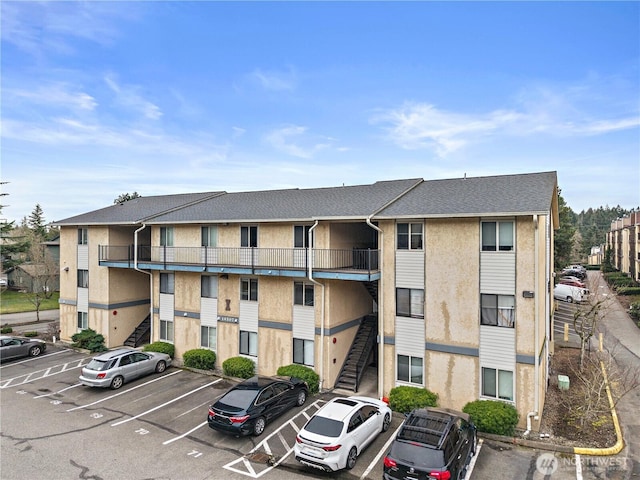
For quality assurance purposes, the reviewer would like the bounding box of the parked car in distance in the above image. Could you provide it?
[554,283,589,303]
[561,268,586,279]
[79,348,171,390]
[294,396,392,472]
[559,277,586,288]
[208,375,308,436]
[383,407,476,480]
[0,336,46,361]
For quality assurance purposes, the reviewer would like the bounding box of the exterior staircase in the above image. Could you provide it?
[334,315,377,392]
[124,314,151,348]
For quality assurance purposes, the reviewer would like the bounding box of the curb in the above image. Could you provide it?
[479,359,624,457]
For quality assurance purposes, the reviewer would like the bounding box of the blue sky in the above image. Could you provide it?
[1,1,639,224]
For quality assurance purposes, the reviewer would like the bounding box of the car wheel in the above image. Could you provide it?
[346,447,357,470]
[155,360,166,373]
[382,412,391,432]
[253,417,266,436]
[110,375,124,390]
[29,346,42,357]
[566,296,573,303]
[296,390,307,406]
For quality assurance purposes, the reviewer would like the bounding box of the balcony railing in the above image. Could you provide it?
[99,245,379,274]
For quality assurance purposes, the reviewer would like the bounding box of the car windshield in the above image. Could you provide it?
[218,389,259,409]
[85,359,110,371]
[303,415,344,438]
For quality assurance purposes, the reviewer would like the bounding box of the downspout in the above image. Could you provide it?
[307,221,326,392]
[525,214,540,436]
[134,224,153,343]
[366,216,384,400]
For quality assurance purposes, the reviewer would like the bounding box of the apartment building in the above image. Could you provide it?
[53,171,559,431]
[607,211,640,282]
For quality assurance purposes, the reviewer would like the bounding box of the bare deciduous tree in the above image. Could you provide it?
[25,240,58,322]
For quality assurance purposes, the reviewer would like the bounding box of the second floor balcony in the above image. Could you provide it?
[99,245,380,281]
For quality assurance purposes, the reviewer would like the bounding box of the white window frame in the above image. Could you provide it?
[241,225,258,247]
[481,294,515,328]
[201,226,218,247]
[397,354,423,385]
[241,278,258,301]
[397,223,423,250]
[293,338,314,366]
[78,228,88,245]
[294,282,314,306]
[77,311,88,330]
[396,288,424,318]
[160,319,174,342]
[201,275,217,298]
[201,325,217,350]
[160,273,175,294]
[481,220,514,252]
[482,367,514,401]
[160,227,174,247]
[239,330,257,356]
[77,269,89,288]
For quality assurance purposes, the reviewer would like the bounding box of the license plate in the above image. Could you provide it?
[302,446,322,457]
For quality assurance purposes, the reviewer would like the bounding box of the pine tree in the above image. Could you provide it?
[27,204,47,239]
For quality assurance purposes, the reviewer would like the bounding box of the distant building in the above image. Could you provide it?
[607,211,640,281]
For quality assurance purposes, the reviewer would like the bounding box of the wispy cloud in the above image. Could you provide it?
[104,75,163,120]
[263,125,333,158]
[248,67,297,91]
[373,78,640,156]
[6,83,97,112]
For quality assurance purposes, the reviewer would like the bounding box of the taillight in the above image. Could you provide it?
[295,436,302,443]
[383,456,397,468]
[208,408,215,417]
[429,471,451,480]
[321,444,341,452]
[96,373,106,379]
[229,415,250,424]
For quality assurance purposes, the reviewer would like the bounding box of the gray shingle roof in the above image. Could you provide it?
[52,192,224,226]
[375,171,558,218]
[147,179,422,223]
[52,171,557,226]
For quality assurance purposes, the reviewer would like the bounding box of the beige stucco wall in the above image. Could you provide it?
[426,352,479,411]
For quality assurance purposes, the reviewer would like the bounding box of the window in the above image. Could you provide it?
[481,294,515,327]
[397,223,423,250]
[482,367,514,401]
[78,228,88,245]
[397,355,423,384]
[241,226,258,247]
[201,325,217,350]
[294,225,313,248]
[396,288,424,318]
[201,226,217,247]
[294,282,314,306]
[482,221,514,251]
[160,273,174,294]
[160,319,174,342]
[160,227,174,247]
[77,311,88,330]
[201,275,218,298]
[241,278,258,301]
[293,338,314,366]
[77,270,89,288]
[239,330,257,356]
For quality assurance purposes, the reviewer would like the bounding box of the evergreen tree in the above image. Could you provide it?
[27,204,47,239]
[554,191,576,268]
[114,192,141,204]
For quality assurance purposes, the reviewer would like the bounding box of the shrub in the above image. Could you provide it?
[222,356,255,379]
[71,328,107,353]
[630,302,640,322]
[1,326,13,334]
[462,400,519,436]
[143,341,175,358]
[277,364,320,394]
[388,385,438,413]
[183,348,216,370]
[24,331,39,337]
[617,287,640,296]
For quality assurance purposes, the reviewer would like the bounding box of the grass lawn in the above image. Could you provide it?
[0,290,60,314]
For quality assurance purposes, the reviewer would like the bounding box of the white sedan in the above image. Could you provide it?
[294,395,392,472]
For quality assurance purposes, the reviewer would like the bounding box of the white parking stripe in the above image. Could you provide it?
[111,378,222,426]
[67,370,182,411]
[463,439,482,480]
[575,454,583,480]
[33,382,83,398]
[163,421,209,445]
[1,359,87,388]
[360,419,405,480]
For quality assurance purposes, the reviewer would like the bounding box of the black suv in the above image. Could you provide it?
[383,407,477,480]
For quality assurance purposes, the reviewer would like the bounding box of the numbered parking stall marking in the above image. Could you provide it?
[223,399,326,479]
[0,359,87,389]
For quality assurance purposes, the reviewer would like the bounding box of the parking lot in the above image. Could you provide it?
[0,346,410,480]
[3,342,627,480]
